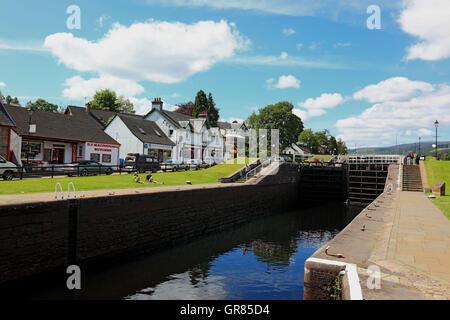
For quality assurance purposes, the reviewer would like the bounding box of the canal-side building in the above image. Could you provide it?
[218,120,248,160]
[104,113,175,162]
[0,100,20,164]
[5,104,120,166]
[283,142,311,160]
[144,98,224,164]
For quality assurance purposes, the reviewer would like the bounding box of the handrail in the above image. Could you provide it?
[246,158,272,182]
[54,182,64,199]
[67,182,76,199]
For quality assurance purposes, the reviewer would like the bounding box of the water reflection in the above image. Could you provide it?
[7,202,363,300]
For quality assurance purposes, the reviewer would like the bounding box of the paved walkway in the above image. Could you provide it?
[0,183,239,206]
[311,165,450,300]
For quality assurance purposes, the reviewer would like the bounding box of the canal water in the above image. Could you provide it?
[8,202,363,300]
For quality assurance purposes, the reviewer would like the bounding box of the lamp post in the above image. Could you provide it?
[418,137,421,156]
[435,120,439,159]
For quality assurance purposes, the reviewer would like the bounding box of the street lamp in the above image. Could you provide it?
[26,110,33,167]
[418,137,421,156]
[435,120,439,159]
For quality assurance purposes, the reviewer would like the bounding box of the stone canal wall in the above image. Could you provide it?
[0,181,298,284]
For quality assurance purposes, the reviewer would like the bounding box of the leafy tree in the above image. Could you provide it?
[298,129,319,153]
[26,99,59,112]
[248,101,304,152]
[117,96,135,114]
[6,96,19,105]
[327,136,338,155]
[206,93,219,127]
[315,130,329,147]
[89,89,120,112]
[336,138,348,155]
[174,102,194,116]
[192,90,208,118]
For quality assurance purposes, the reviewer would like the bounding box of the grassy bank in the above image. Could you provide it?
[0,159,251,195]
[424,158,450,219]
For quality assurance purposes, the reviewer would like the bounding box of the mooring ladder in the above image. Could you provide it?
[54,182,77,199]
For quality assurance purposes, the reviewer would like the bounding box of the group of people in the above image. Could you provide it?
[134,172,163,184]
[239,164,251,178]
[406,152,421,165]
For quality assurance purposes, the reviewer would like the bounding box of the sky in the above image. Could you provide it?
[0,0,449,148]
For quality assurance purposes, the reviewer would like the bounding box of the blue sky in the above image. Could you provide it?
[0,0,449,148]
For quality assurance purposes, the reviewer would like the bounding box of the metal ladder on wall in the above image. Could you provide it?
[55,182,77,199]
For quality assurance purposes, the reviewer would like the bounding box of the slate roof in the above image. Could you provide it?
[162,110,195,126]
[117,114,175,146]
[0,100,15,127]
[5,104,119,144]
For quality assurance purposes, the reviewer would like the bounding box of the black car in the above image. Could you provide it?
[124,154,160,173]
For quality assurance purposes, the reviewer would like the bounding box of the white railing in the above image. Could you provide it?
[246,158,272,182]
[67,182,77,199]
[54,182,64,199]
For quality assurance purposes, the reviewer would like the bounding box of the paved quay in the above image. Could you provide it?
[309,165,450,300]
[0,183,239,206]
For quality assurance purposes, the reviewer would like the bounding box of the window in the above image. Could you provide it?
[154,129,161,137]
[102,154,111,163]
[169,129,174,136]
[21,141,42,160]
[44,149,52,162]
[78,145,83,157]
[90,153,100,162]
[138,128,146,134]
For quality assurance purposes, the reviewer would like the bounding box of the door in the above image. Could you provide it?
[52,148,65,164]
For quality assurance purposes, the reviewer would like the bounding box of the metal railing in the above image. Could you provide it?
[246,158,272,182]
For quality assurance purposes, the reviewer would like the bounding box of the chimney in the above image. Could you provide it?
[85,102,91,112]
[198,111,208,118]
[152,97,163,111]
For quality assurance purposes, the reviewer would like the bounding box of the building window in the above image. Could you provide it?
[21,141,42,160]
[78,145,83,157]
[169,129,174,136]
[90,153,100,162]
[102,154,111,163]
[44,149,52,162]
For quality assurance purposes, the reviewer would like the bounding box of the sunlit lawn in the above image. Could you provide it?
[424,158,450,219]
[0,159,254,195]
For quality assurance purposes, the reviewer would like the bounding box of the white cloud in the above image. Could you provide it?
[299,93,345,109]
[334,42,351,48]
[308,42,318,50]
[45,19,248,84]
[147,0,401,19]
[267,75,301,89]
[418,128,433,137]
[282,28,296,36]
[0,38,48,53]
[0,82,5,87]
[336,78,450,146]
[353,77,434,103]
[296,43,304,51]
[399,0,450,61]
[128,97,152,115]
[280,52,288,60]
[295,93,345,121]
[62,75,145,100]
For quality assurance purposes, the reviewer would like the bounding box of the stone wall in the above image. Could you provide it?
[0,182,298,284]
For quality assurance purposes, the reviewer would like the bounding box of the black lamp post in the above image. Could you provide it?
[418,137,421,156]
[434,120,439,159]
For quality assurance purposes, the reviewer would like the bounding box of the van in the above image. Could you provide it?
[124,153,160,173]
[0,155,18,180]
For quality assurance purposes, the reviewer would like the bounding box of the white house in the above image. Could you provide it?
[144,98,224,164]
[104,113,175,162]
[283,142,311,160]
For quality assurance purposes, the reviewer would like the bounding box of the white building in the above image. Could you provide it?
[283,142,311,160]
[145,98,224,164]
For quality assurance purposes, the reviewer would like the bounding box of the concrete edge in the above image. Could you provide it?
[305,257,363,300]
[419,161,431,193]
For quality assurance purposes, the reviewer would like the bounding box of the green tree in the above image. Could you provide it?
[327,136,338,155]
[298,129,318,153]
[192,90,208,118]
[26,99,59,112]
[89,89,120,112]
[247,101,304,152]
[6,96,19,105]
[207,92,220,126]
[117,96,135,114]
[336,138,348,155]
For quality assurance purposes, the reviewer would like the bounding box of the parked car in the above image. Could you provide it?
[0,155,18,180]
[185,159,202,170]
[63,160,114,177]
[160,160,189,172]
[123,154,160,173]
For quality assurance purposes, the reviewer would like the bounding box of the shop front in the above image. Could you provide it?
[144,143,173,162]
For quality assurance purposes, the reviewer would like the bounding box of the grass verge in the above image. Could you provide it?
[424,158,450,219]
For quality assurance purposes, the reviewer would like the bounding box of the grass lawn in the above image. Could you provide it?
[424,158,450,219]
[0,159,252,195]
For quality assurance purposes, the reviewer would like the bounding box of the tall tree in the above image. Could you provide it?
[26,99,59,112]
[247,101,304,152]
[192,90,208,118]
[336,138,348,155]
[298,129,319,153]
[89,89,120,112]
[206,92,219,126]
[327,136,338,155]
[116,96,135,114]
[174,102,194,116]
